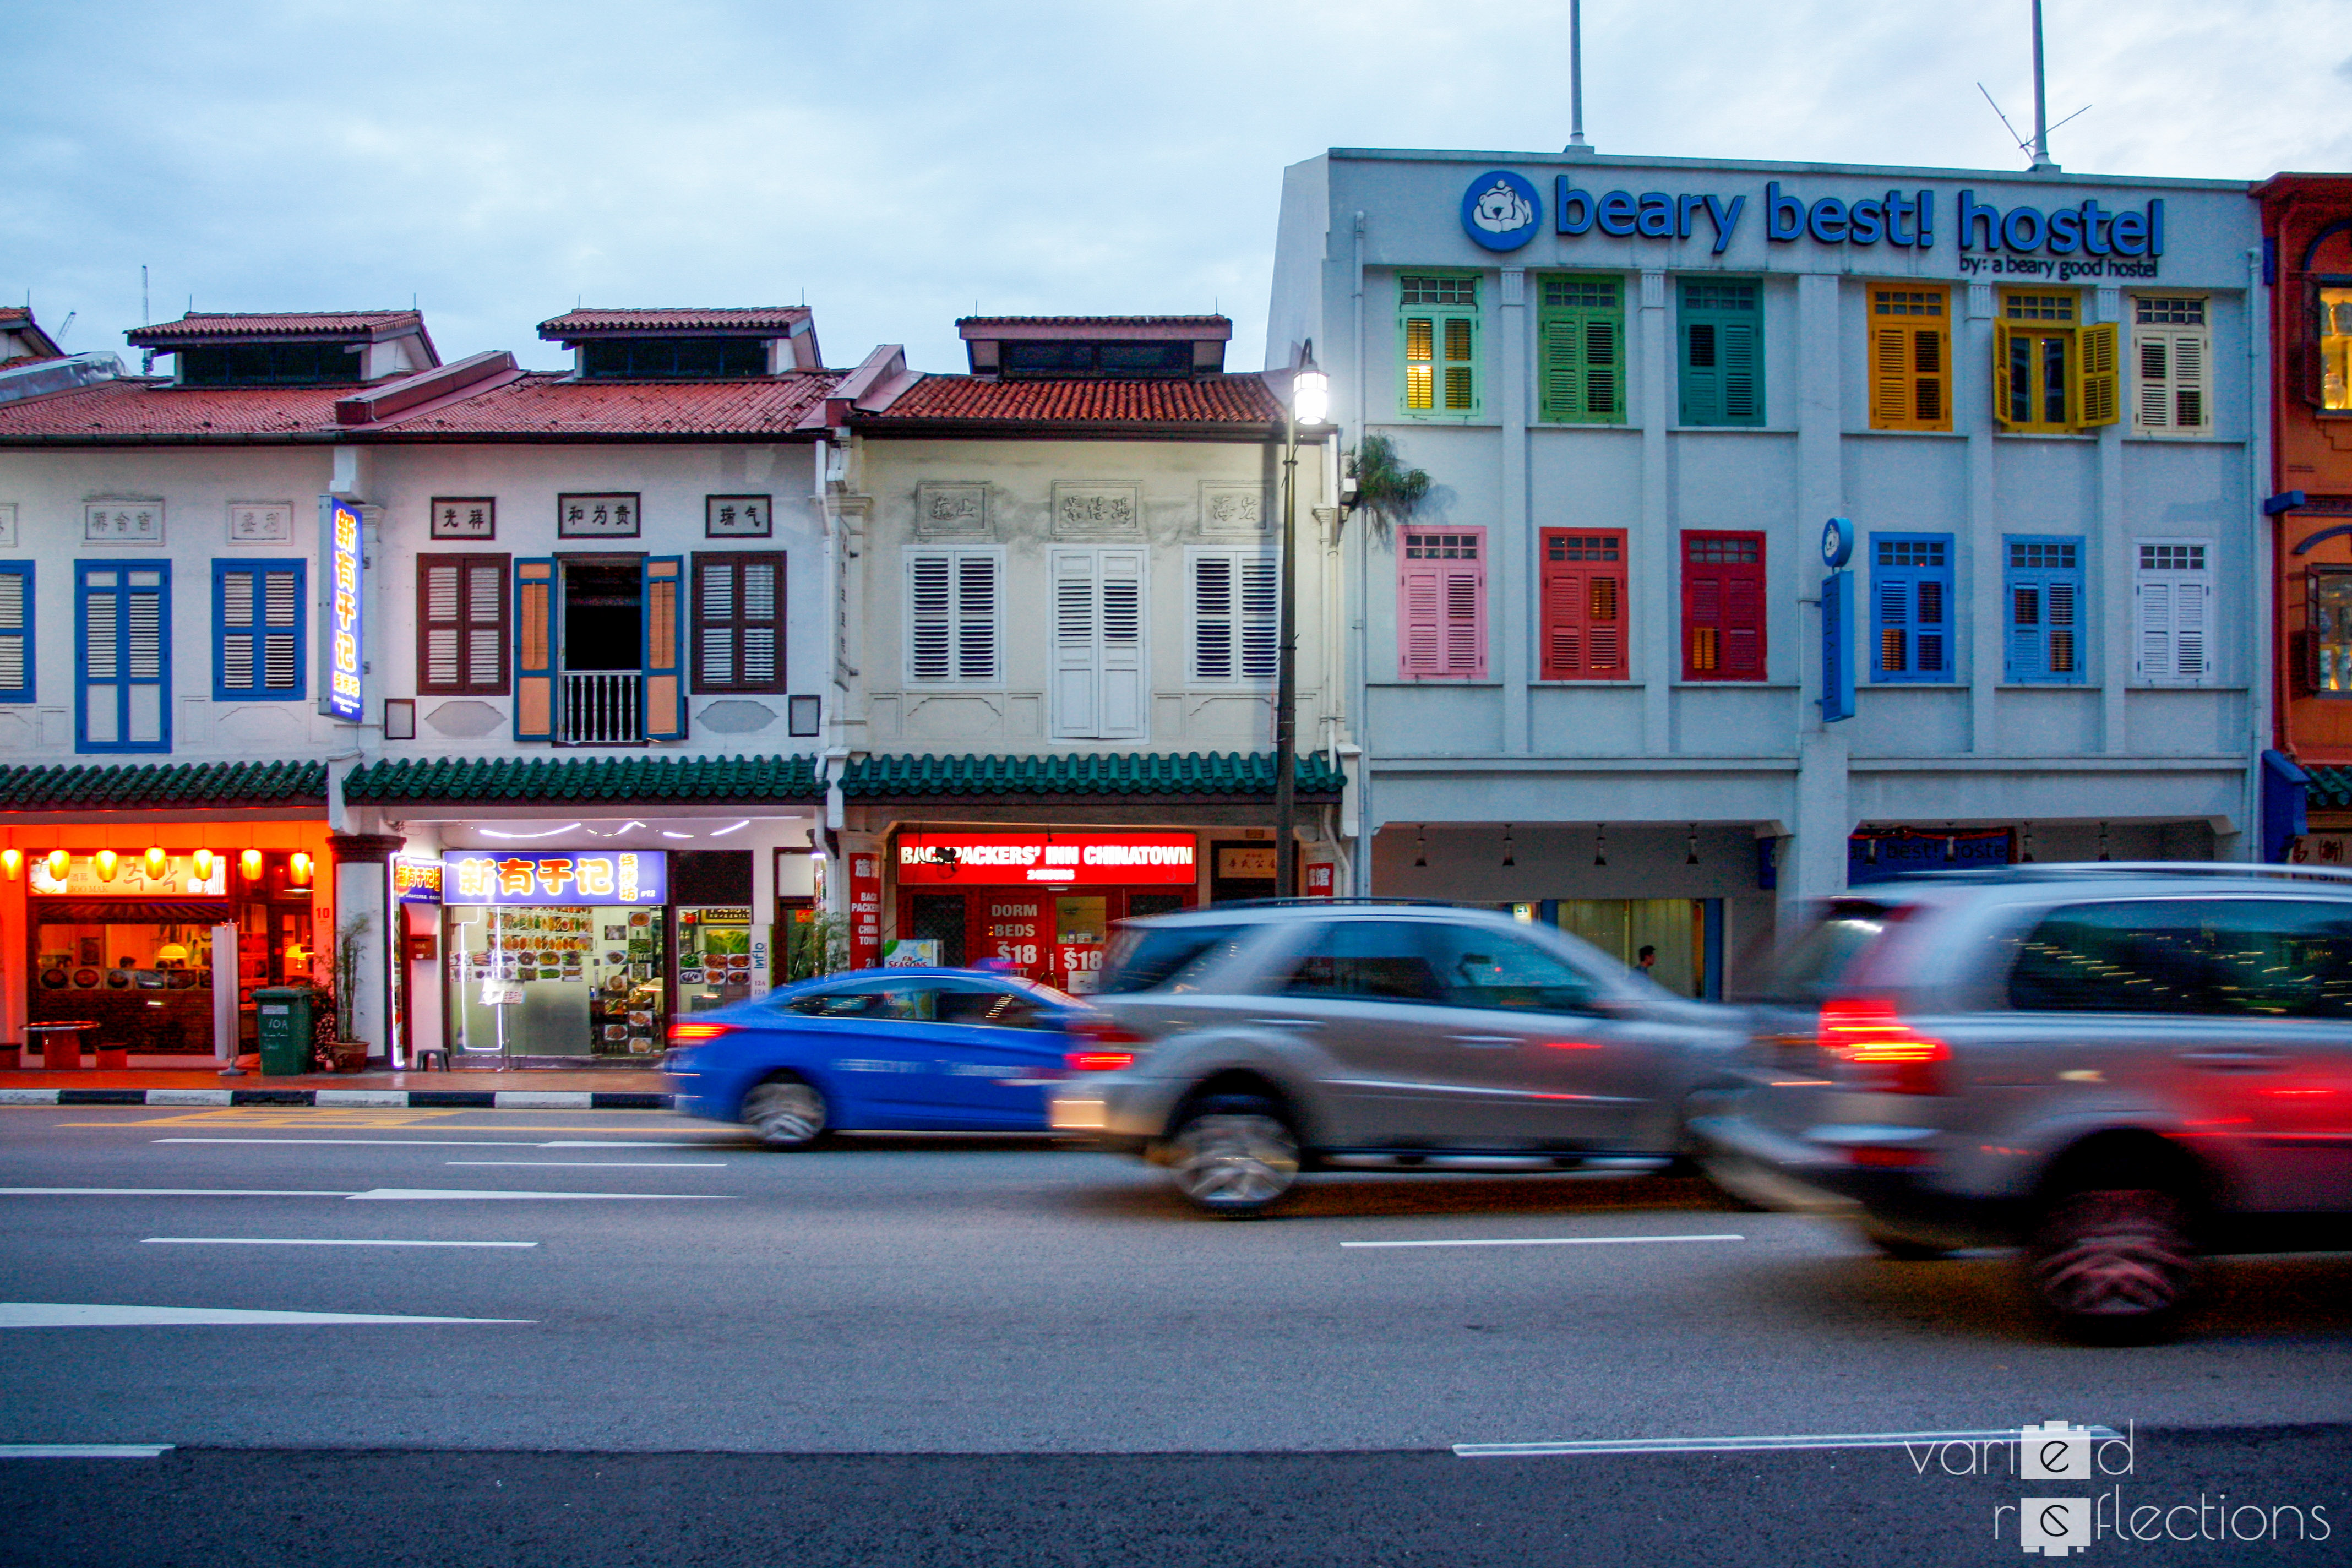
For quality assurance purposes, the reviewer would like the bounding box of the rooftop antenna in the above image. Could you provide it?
[140,266,154,373]
[55,311,74,344]
[1979,1,2087,170]
[1562,0,1592,154]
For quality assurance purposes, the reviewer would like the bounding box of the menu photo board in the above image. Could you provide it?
[442,850,668,907]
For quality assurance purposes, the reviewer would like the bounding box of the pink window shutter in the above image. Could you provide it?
[1398,564,1443,677]
[1444,566,1485,677]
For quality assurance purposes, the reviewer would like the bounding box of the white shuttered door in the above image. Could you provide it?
[1050,547,1146,741]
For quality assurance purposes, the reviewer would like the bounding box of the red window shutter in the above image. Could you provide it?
[1541,529,1626,679]
[1682,531,1766,682]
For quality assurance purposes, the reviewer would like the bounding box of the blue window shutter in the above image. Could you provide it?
[1870,534,1953,684]
[641,556,686,741]
[2003,536,2085,684]
[213,559,306,701]
[77,559,170,753]
[0,563,33,703]
[513,557,556,741]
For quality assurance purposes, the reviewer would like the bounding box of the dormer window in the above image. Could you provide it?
[999,340,1194,379]
[580,338,769,380]
[179,342,363,386]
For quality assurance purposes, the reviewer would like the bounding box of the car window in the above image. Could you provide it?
[2008,898,2352,1019]
[1281,921,1447,1004]
[934,986,1049,1030]
[785,983,938,1022]
[1420,925,1603,1015]
[1765,900,1897,1003]
[1096,923,1251,994]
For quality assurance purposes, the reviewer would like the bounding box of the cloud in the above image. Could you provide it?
[2,0,2337,373]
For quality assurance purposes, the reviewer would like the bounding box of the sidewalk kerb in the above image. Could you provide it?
[492,1092,595,1110]
[0,1088,61,1106]
[146,1089,234,1107]
[314,1090,411,1108]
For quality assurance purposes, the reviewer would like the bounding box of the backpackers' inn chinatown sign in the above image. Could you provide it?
[1461,168,2168,279]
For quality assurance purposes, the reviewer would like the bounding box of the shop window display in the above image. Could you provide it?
[445,905,667,1058]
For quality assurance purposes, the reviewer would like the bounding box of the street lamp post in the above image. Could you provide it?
[1274,350,1328,900]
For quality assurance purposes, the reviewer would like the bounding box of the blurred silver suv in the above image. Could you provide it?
[1047,901,1741,1215]
[1692,864,2352,1338]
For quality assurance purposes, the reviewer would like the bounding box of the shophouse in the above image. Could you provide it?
[1268,149,2266,993]
[814,316,1345,991]
[0,306,840,1065]
[2255,173,2352,862]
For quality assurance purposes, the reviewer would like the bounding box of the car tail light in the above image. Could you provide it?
[1819,997,1948,1096]
[1064,1017,1145,1072]
[667,1022,736,1044]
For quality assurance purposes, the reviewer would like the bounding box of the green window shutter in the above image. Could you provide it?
[1677,281,1763,428]
[1537,277,1624,425]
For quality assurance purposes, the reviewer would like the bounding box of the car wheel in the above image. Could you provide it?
[1168,1095,1300,1217]
[2026,1188,2195,1340]
[1860,1223,1954,1261]
[743,1077,829,1150]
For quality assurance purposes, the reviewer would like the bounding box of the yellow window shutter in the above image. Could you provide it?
[1871,323,1914,430]
[2079,321,2120,427]
[1914,322,1948,427]
[1991,319,2018,430]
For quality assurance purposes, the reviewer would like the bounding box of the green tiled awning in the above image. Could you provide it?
[2308,765,2352,812]
[841,752,1344,801]
[0,760,326,812]
[344,754,820,806]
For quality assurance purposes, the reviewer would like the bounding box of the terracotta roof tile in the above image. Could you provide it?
[127,311,424,345]
[364,371,836,439]
[956,315,1231,333]
[0,370,840,443]
[0,379,351,442]
[539,308,813,337]
[862,373,1282,431]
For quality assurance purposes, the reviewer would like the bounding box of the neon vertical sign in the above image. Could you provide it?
[321,496,364,722]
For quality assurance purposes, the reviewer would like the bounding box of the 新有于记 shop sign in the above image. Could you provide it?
[441,850,668,906]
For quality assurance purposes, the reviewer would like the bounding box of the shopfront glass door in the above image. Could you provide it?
[446,904,668,1058]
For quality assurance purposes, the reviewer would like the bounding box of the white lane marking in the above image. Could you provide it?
[0,1445,174,1458]
[0,1303,533,1328]
[1453,1427,2121,1458]
[344,1189,732,1201]
[443,1161,727,1169]
[1342,1233,1744,1249]
[141,1238,540,1249]
[0,1188,356,1197]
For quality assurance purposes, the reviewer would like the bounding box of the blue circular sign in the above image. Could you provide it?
[1821,516,1855,569]
[1460,170,1541,252]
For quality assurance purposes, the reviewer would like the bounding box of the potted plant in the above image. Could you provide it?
[310,914,374,1072]
[784,907,849,983]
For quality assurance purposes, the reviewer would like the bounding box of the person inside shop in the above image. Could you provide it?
[1635,945,1658,977]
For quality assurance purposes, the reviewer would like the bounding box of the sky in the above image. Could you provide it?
[6,0,2346,378]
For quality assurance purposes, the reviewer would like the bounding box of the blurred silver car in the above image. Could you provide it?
[1692,863,2352,1338]
[1048,900,1743,1215]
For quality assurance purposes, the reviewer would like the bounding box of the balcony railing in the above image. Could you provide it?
[559,672,644,745]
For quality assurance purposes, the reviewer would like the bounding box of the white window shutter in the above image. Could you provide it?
[954,552,998,681]
[2135,333,2173,432]
[1239,557,1278,679]
[1193,554,1233,681]
[2170,330,2208,431]
[2135,542,2214,685]
[1097,548,1146,740]
[908,553,952,681]
[1051,547,1099,737]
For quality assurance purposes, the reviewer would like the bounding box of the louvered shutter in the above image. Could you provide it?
[1869,289,1951,431]
[419,554,507,695]
[215,561,305,700]
[2135,326,2210,434]
[1869,537,1952,684]
[1097,549,1145,739]
[692,553,783,693]
[1398,564,1444,678]
[641,556,685,740]
[1991,319,2018,429]
[1678,283,1763,428]
[78,562,169,750]
[2078,321,2121,427]
[907,549,999,683]
[1193,552,1277,683]
[0,563,30,702]
[1442,562,1484,675]
[2003,538,2084,684]
[1682,532,1765,682]
[1051,548,1101,737]
[954,552,997,680]
[1539,311,1623,424]
[1540,530,1626,679]
[513,557,556,741]
[2135,542,2214,685]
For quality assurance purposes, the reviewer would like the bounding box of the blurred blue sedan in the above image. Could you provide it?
[663,967,1133,1147]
